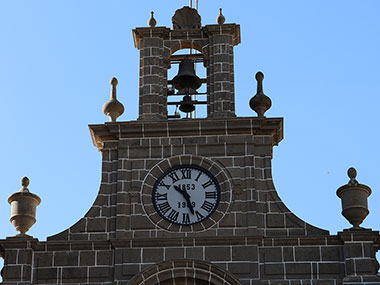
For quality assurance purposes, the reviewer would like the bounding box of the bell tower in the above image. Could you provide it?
[133,6,240,120]
[1,5,379,285]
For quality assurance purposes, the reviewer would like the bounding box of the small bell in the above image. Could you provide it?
[179,95,195,113]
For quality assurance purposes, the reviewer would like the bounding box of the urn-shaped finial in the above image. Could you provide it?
[148,11,157,27]
[217,8,225,25]
[336,167,372,230]
[249,72,272,117]
[102,77,125,122]
[8,176,41,237]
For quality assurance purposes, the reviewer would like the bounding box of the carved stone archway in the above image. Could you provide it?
[128,259,241,285]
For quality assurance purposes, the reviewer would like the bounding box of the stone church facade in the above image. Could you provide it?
[1,6,379,285]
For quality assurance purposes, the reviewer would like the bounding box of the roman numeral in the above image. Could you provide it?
[158,181,171,190]
[195,211,204,221]
[168,171,180,183]
[158,202,171,214]
[195,171,202,182]
[155,192,167,201]
[167,209,179,222]
[202,179,213,189]
[180,169,191,179]
[201,200,214,212]
[182,213,190,224]
[205,191,217,199]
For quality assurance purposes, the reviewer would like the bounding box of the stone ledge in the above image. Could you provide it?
[132,24,240,50]
[89,117,283,150]
[203,24,241,45]
[0,234,346,251]
[132,27,171,49]
[338,229,380,243]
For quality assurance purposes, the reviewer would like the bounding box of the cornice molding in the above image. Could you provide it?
[89,117,283,150]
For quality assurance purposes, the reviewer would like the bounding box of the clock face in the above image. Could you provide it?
[152,165,220,225]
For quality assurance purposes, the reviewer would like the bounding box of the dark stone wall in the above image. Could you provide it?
[1,117,378,284]
[1,11,379,284]
[1,233,379,284]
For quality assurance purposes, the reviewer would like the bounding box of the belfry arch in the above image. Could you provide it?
[169,42,206,59]
[166,45,208,119]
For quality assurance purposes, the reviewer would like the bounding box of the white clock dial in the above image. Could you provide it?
[152,165,220,225]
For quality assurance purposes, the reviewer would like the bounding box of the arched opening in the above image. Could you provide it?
[169,42,205,57]
[160,277,211,285]
[167,44,207,120]
[160,277,209,285]
[128,259,241,285]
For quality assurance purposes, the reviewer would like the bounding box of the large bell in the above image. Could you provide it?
[172,60,201,92]
[179,94,195,113]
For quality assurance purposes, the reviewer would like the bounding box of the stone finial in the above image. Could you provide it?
[336,167,372,229]
[249,72,272,117]
[8,177,41,237]
[172,6,201,29]
[347,167,358,186]
[216,8,225,25]
[102,77,125,122]
[148,11,157,27]
[20,176,30,192]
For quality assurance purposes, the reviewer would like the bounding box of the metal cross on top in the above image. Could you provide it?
[189,0,199,10]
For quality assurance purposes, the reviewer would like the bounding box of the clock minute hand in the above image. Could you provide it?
[174,186,194,215]
[173,185,185,195]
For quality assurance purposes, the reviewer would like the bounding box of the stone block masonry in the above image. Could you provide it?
[1,116,378,284]
[0,236,349,284]
[1,6,379,284]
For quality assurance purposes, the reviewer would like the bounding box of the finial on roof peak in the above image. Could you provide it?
[249,71,272,117]
[217,8,225,25]
[103,77,124,122]
[148,11,157,27]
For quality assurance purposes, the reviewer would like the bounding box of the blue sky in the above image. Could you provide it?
[0,0,379,267]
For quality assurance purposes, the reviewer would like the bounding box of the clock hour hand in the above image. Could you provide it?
[184,194,194,215]
[173,185,194,215]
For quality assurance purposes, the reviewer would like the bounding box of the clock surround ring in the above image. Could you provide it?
[152,165,221,226]
[141,155,233,233]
